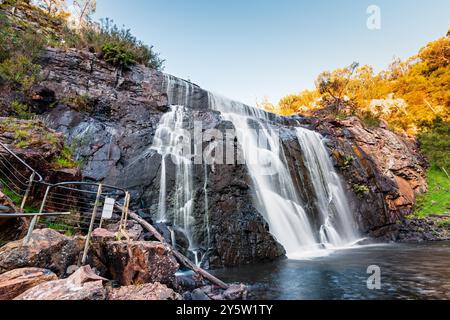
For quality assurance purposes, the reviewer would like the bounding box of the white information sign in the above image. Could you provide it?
[101,197,115,220]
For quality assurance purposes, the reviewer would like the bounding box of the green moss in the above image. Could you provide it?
[415,168,450,217]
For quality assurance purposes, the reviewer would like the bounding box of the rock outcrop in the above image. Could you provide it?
[107,282,182,300]
[0,267,58,300]
[0,229,84,276]
[92,241,179,287]
[14,266,107,301]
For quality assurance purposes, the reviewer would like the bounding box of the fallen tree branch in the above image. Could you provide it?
[118,206,229,289]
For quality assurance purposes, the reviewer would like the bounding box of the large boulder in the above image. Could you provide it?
[14,266,107,301]
[107,282,182,301]
[93,241,179,287]
[0,229,84,276]
[0,268,58,300]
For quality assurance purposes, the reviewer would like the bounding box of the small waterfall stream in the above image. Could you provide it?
[295,128,359,249]
[151,74,359,262]
[151,104,196,248]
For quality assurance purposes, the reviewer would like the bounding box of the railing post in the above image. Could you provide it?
[20,172,35,212]
[118,192,130,238]
[81,184,103,265]
[23,185,50,245]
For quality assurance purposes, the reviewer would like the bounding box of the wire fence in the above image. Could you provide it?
[0,141,132,265]
[32,182,128,235]
[0,142,43,212]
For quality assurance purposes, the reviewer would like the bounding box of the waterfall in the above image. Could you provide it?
[208,93,359,258]
[203,163,211,247]
[295,127,359,249]
[164,74,196,107]
[152,73,359,262]
[151,104,196,248]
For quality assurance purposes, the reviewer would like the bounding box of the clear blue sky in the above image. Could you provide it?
[94,0,450,106]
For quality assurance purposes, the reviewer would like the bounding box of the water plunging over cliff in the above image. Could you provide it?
[295,127,359,250]
[208,93,359,258]
[151,104,196,248]
[156,74,358,260]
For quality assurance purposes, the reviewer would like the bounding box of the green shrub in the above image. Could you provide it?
[52,145,79,169]
[353,184,370,197]
[342,155,355,168]
[11,100,34,119]
[65,18,164,70]
[0,55,42,91]
[102,43,135,67]
[0,11,45,63]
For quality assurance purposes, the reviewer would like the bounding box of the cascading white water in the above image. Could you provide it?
[154,73,359,261]
[164,74,196,107]
[151,104,196,247]
[295,127,359,249]
[208,93,359,258]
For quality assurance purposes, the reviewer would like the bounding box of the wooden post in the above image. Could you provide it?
[81,184,103,265]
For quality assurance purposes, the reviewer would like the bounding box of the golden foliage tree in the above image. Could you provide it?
[274,31,450,136]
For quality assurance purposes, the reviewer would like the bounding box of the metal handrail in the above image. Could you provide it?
[0,142,43,183]
[0,212,70,218]
[0,142,132,266]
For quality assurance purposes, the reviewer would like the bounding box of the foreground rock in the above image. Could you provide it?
[0,268,58,300]
[108,282,182,300]
[0,229,84,276]
[93,241,179,287]
[15,266,107,301]
[184,284,248,301]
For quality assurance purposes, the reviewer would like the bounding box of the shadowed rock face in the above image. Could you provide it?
[33,48,427,266]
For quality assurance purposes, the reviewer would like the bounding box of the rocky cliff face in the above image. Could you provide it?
[9,47,427,266]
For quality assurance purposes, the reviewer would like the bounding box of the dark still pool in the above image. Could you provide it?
[212,242,450,300]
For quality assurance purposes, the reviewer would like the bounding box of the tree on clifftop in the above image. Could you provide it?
[72,0,96,26]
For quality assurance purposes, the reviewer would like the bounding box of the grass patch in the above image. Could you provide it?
[51,146,79,169]
[415,168,450,217]
[1,185,22,206]
[46,222,75,237]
